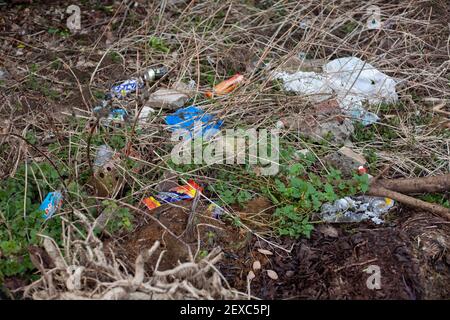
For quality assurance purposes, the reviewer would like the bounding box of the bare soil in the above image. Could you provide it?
[114,201,449,300]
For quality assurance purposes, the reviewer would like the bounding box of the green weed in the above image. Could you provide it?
[47,27,70,37]
[148,36,170,54]
[0,163,64,282]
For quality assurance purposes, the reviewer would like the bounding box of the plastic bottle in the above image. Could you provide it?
[94,145,114,167]
[111,66,168,99]
[92,67,168,118]
[366,197,394,215]
[205,73,244,98]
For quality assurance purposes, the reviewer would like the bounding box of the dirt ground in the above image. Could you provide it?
[114,199,449,300]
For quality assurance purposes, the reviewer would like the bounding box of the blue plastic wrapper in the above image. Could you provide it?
[155,191,193,203]
[111,79,144,98]
[347,108,380,126]
[211,204,224,219]
[108,108,128,121]
[93,99,110,116]
[39,191,63,220]
[164,105,223,139]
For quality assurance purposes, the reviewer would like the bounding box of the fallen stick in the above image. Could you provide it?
[375,173,450,194]
[432,103,450,117]
[368,185,450,221]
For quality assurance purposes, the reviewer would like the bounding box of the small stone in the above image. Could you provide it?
[314,99,341,115]
[318,225,339,238]
[293,149,311,160]
[1,120,10,134]
[267,270,279,280]
[11,23,20,32]
[137,106,155,126]
[105,30,115,46]
[0,68,8,80]
[147,88,189,110]
[252,260,261,271]
[257,248,273,255]
[76,57,97,68]
[315,118,355,144]
[324,146,367,177]
[285,270,295,277]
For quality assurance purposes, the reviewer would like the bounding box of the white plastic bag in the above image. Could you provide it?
[273,57,398,126]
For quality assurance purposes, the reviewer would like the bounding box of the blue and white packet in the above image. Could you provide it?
[164,105,223,140]
[111,79,144,99]
[39,191,63,220]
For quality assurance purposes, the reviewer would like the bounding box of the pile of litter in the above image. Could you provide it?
[37,67,244,221]
[318,196,394,224]
[38,56,400,226]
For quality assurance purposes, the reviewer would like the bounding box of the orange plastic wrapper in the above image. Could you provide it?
[142,180,203,211]
[205,73,244,98]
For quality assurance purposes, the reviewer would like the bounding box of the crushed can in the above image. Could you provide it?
[110,66,168,99]
[143,66,168,83]
[88,160,122,197]
[39,191,63,220]
[207,203,224,219]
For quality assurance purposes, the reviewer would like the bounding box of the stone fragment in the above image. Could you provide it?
[147,88,189,110]
[324,146,367,177]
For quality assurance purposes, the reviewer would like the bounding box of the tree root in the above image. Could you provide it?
[24,212,244,300]
[375,173,450,194]
[368,173,450,220]
[368,185,450,221]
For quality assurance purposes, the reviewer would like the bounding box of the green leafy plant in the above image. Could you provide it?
[0,162,64,282]
[341,21,358,34]
[26,64,59,99]
[264,151,370,239]
[148,36,170,53]
[274,205,313,238]
[197,249,208,260]
[108,51,122,64]
[207,171,254,207]
[100,200,134,234]
[47,27,70,37]
[419,193,449,208]
[108,134,126,150]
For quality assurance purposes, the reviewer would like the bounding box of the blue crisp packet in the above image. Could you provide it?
[108,108,128,121]
[111,79,144,98]
[164,105,223,139]
[39,191,63,220]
